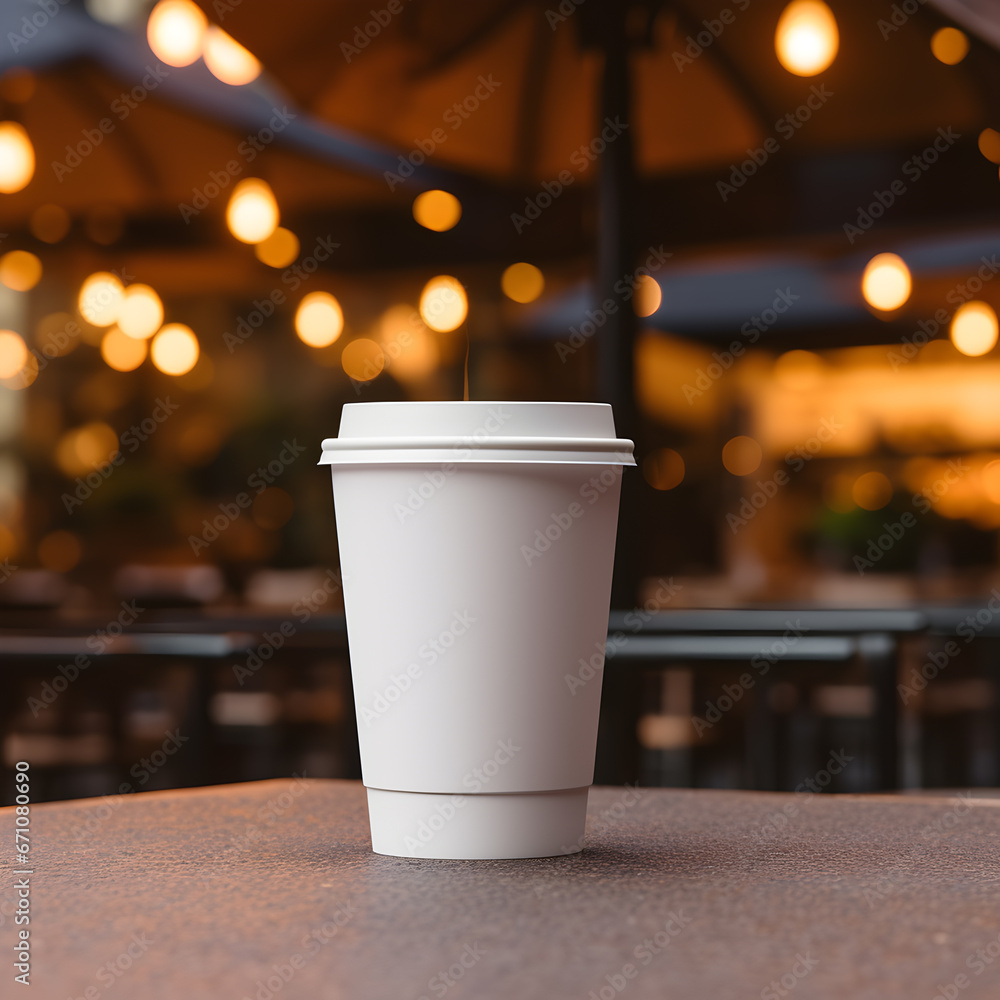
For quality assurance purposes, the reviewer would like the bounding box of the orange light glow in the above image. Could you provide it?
[151,323,199,375]
[146,0,206,67]
[419,276,467,332]
[0,251,41,292]
[412,190,462,232]
[203,26,261,86]
[722,436,763,476]
[295,292,343,348]
[775,0,838,76]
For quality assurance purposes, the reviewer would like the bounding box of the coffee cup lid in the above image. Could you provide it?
[319,401,636,466]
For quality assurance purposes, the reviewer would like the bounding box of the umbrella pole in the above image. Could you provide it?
[594,4,644,787]
[597,5,640,609]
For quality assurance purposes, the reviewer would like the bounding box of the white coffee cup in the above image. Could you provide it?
[320,401,634,859]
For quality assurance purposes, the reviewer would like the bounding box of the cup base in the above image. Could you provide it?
[365,786,590,860]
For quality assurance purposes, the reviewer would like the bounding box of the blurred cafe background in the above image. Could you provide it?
[2,0,1000,805]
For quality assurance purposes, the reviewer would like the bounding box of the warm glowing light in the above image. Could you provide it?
[56,422,120,477]
[862,253,911,312]
[294,292,343,348]
[146,0,206,67]
[722,436,763,476]
[203,25,261,85]
[412,190,462,232]
[643,449,685,490]
[226,178,278,244]
[852,471,893,511]
[775,0,838,76]
[501,263,544,304]
[983,460,1000,504]
[0,330,27,379]
[254,227,299,268]
[78,272,124,327]
[774,349,824,390]
[30,204,70,243]
[38,530,82,573]
[950,301,999,357]
[419,275,467,332]
[931,27,969,65]
[118,284,163,340]
[0,121,34,193]
[151,323,199,375]
[378,306,439,381]
[341,339,385,382]
[101,327,148,372]
[978,129,1000,164]
[634,274,662,318]
[35,313,79,357]
[0,251,41,291]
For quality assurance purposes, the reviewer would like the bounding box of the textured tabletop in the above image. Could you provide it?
[3,779,999,1000]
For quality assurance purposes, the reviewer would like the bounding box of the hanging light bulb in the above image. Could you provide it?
[226,178,279,244]
[146,0,207,67]
[0,122,34,193]
[775,1,839,76]
[203,26,261,85]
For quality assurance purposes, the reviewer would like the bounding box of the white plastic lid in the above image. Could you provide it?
[319,401,635,466]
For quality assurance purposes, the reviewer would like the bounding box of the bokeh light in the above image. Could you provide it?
[950,301,999,357]
[146,0,206,67]
[341,339,385,382]
[862,253,911,312]
[931,27,969,65]
[226,178,279,244]
[203,26,261,85]
[722,436,763,476]
[378,305,439,381]
[118,284,164,340]
[634,274,662,318]
[852,471,893,511]
[0,121,34,193]
[978,129,1000,164]
[295,292,343,348]
[35,312,79,357]
[419,275,468,332]
[254,227,299,268]
[0,251,41,292]
[101,327,148,372]
[38,530,82,573]
[643,448,685,490]
[78,272,125,327]
[151,323,200,375]
[501,263,544,304]
[412,190,462,232]
[56,422,120,477]
[30,204,70,243]
[775,0,838,76]
[0,330,28,379]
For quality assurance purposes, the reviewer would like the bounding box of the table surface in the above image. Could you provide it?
[4,779,999,1000]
